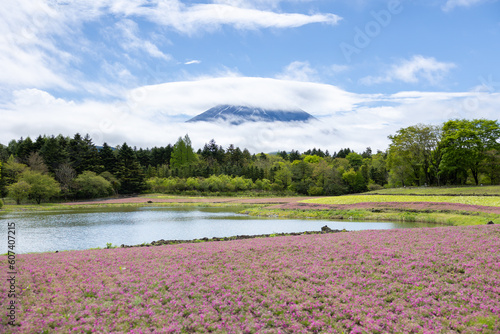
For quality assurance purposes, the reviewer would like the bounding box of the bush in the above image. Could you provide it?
[0,198,3,209]
[255,179,271,191]
[308,186,324,196]
[73,171,113,199]
[368,183,384,191]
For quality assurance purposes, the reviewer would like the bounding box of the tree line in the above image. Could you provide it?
[0,119,498,204]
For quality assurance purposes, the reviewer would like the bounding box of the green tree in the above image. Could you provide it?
[346,152,363,171]
[3,155,28,185]
[441,119,500,185]
[20,170,60,204]
[0,161,5,198]
[99,143,118,173]
[342,168,367,193]
[7,180,32,204]
[388,124,441,186]
[170,135,197,170]
[39,135,69,173]
[73,171,113,199]
[274,166,292,190]
[116,143,146,194]
[100,171,121,194]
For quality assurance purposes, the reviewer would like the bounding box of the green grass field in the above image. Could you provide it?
[303,194,500,207]
[366,185,500,196]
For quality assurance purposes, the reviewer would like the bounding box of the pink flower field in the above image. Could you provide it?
[2,225,500,333]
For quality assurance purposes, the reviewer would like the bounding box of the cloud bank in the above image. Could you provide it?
[2,77,498,153]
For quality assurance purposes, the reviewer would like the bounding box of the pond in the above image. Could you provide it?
[0,206,441,254]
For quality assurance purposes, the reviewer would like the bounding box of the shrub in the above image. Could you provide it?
[73,171,113,199]
[308,186,324,196]
[368,183,384,191]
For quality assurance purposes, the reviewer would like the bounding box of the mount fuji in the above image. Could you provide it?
[186,105,317,125]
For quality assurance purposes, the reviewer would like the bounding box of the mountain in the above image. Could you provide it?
[186,105,316,125]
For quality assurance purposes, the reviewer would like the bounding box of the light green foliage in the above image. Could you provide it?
[74,171,113,199]
[303,155,322,164]
[170,135,198,169]
[274,167,292,189]
[19,170,60,204]
[100,171,121,194]
[3,155,28,184]
[146,175,257,193]
[7,180,32,204]
[255,179,271,191]
[0,198,3,209]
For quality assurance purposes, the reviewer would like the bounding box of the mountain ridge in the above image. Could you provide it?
[186,105,317,125]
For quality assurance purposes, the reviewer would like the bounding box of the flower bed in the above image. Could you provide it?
[2,225,500,333]
[269,201,500,215]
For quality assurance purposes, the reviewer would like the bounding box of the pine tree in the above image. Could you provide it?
[116,143,146,194]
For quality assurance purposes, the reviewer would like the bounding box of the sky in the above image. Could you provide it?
[1,0,499,153]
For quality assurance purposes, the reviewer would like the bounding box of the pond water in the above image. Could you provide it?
[0,206,441,254]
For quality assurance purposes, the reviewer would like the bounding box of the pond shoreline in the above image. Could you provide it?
[119,225,347,249]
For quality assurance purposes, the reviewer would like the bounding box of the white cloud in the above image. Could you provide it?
[276,61,319,82]
[442,0,489,11]
[2,78,498,153]
[360,55,456,86]
[116,19,172,61]
[140,2,341,34]
[185,60,201,65]
[0,0,340,93]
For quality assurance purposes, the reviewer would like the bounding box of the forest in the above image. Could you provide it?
[0,118,499,204]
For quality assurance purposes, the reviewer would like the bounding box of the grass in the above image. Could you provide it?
[243,208,497,226]
[302,195,500,207]
[366,185,500,196]
[0,201,264,213]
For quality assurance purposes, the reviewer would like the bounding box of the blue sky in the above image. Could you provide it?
[1,0,499,153]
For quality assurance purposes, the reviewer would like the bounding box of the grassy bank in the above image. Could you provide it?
[244,207,496,226]
[245,186,500,226]
[366,185,500,196]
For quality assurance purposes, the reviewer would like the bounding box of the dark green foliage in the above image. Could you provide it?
[441,119,500,185]
[99,143,118,173]
[68,134,100,174]
[116,143,146,194]
[39,135,69,173]
[335,148,353,159]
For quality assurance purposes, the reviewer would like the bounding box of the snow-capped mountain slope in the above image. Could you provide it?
[186,105,316,125]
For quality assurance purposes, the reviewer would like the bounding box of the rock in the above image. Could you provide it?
[487,221,494,225]
[321,225,333,232]
[147,200,153,203]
